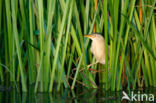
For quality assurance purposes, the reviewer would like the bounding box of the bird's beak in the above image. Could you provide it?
[84,34,96,38]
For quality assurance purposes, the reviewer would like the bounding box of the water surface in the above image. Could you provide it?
[0,86,155,103]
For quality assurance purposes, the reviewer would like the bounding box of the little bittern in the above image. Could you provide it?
[84,33,109,67]
[85,33,127,86]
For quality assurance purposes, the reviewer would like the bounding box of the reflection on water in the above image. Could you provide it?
[0,85,156,103]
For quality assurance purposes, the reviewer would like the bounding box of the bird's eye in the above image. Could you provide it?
[91,35,96,38]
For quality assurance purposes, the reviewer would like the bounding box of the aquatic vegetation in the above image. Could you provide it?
[0,0,155,92]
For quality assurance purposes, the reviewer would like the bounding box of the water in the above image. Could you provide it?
[0,86,156,103]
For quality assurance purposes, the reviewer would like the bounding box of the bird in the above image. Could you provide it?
[84,33,109,68]
[84,33,127,86]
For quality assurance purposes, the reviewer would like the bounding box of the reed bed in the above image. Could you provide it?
[0,0,155,92]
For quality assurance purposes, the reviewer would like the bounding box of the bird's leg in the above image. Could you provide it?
[79,61,98,72]
[87,61,99,68]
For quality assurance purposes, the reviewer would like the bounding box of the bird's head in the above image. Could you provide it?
[84,34,97,41]
[84,33,104,41]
